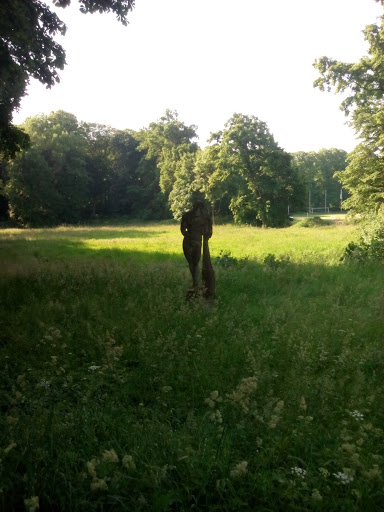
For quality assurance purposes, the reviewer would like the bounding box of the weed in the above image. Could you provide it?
[0,220,383,511]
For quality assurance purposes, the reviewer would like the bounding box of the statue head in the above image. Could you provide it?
[192,199,204,212]
[191,190,205,212]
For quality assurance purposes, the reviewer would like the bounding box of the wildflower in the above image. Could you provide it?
[227,377,258,413]
[311,489,323,502]
[37,380,50,389]
[291,467,306,479]
[230,461,248,478]
[204,390,221,408]
[268,400,285,428]
[333,471,354,484]
[161,386,172,393]
[90,478,108,491]
[363,465,381,480]
[86,459,98,478]
[299,396,307,411]
[341,443,356,453]
[348,410,364,421]
[4,442,17,455]
[210,390,219,400]
[102,449,119,463]
[209,410,223,424]
[88,365,101,371]
[122,455,136,470]
[319,467,329,478]
[24,496,39,512]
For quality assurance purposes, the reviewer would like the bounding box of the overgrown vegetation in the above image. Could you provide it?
[341,209,384,262]
[1,220,383,511]
[296,216,331,228]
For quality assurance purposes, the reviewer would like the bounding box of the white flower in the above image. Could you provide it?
[37,380,50,388]
[348,410,364,421]
[333,471,354,484]
[230,461,248,478]
[291,467,306,479]
[101,449,119,463]
[88,365,101,371]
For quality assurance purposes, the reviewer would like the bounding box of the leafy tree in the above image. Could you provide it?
[291,151,317,211]
[108,129,165,218]
[210,113,300,227]
[193,144,240,222]
[6,111,88,226]
[168,153,199,220]
[0,0,135,156]
[137,110,198,201]
[316,148,347,209]
[81,122,115,217]
[292,149,347,211]
[335,145,384,212]
[314,9,384,213]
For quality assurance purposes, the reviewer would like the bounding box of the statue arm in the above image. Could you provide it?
[204,215,213,239]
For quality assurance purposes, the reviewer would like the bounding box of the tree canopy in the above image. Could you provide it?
[314,7,384,213]
[206,114,301,227]
[0,109,347,226]
[0,0,135,157]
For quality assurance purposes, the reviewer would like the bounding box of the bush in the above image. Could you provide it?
[215,250,242,268]
[297,216,330,228]
[263,253,290,270]
[341,209,384,263]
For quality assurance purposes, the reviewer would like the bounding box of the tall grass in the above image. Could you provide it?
[0,220,383,511]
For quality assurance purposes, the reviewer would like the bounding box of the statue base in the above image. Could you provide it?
[185,286,215,304]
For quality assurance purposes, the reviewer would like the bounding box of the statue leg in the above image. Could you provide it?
[191,242,202,289]
[184,237,196,288]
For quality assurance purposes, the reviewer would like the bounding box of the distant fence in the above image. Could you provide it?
[309,207,329,214]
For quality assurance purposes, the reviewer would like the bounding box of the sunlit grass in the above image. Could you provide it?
[0,217,358,264]
[1,219,383,511]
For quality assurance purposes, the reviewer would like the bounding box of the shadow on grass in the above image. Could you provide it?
[0,228,167,241]
[0,237,185,266]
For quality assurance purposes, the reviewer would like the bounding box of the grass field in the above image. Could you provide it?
[1,218,383,511]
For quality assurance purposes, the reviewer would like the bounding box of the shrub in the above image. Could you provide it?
[297,216,330,228]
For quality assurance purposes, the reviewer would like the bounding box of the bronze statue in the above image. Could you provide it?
[181,200,215,299]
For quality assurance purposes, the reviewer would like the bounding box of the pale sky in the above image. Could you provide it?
[13,0,383,153]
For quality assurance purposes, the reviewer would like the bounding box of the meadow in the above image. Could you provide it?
[0,217,383,511]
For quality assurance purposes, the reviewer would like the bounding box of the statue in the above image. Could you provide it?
[181,200,215,300]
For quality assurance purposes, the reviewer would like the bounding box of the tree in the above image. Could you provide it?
[313,10,384,213]
[210,114,300,227]
[108,129,165,218]
[6,111,89,226]
[0,0,135,156]
[291,151,318,211]
[81,122,115,217]
[292,149,347,211]
[315,148,347,209]
[137,110,198,206]
[168,153,199,220]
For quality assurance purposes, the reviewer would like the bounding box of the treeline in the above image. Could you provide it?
[0,109,347,227]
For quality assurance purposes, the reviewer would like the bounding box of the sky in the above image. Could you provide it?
[13,0,383,153]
